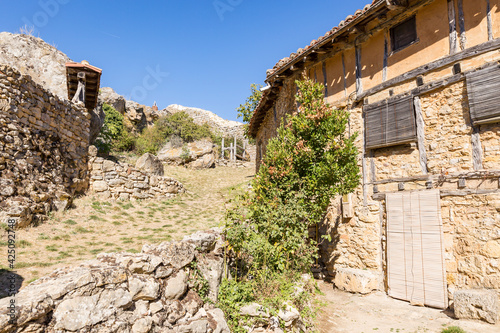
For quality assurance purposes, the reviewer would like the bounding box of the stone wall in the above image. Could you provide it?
[0,229,230,333]
[0,64,91,227]
[89,151,185,201]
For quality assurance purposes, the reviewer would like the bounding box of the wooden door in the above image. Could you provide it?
[386,189,448,309]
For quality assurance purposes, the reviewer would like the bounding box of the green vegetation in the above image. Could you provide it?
[441,327,466,333]
[94,104,216,156]
[220,78,360,331]
[236,83,262,138]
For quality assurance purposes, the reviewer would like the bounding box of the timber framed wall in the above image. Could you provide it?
[251,0,500,308]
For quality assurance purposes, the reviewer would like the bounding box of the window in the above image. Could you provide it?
[364,95,417,149]
[390,16,417,52]
[466,64,500,125]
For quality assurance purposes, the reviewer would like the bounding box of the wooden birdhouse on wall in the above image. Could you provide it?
[65,60,102,110]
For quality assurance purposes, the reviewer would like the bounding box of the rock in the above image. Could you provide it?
[93,180,109,192]
[164,270,188,300]
[166,300,186,324]
[181,290,204,316]
[97,252,162,274]
[196,253,224,302]
[132,316,153,333]
[190,153,215,169]
[143,241,196,269]
[98,87,126,114]
[0,32,69,99]
[278,304,300,326]
[136,153,164,176]
[454,289,499,324]
[155,265,174,279]
[52,191,72,212]
[207,308,231,333]
[90,103,105,144]
[129,275,160,301]
[158,140,213,165]
[183,230,217,252]
[239,303,270,317]
[334,267,379,294]
[176,319,210,333]
[482,241,500,259]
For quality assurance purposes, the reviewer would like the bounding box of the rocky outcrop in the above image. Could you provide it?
[89,147,184,200]
[0,229,229,333]
[98,87,158,133]
[0,32,69,99]
[158,140,215,169]
[162,104,245,139]
[0,32,104,143]
[0,65,91,228]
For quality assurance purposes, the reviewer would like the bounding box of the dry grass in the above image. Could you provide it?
[0,164,254,291]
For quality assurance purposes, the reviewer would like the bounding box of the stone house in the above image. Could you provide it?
[249,0,500,321]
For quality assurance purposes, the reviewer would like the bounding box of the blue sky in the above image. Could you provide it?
[1,0,370,121]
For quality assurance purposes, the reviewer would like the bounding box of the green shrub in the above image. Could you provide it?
[94,103,136,154]
[441,327,466,333]
[219,78,360,332]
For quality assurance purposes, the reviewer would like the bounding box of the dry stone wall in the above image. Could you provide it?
[89,149,185,201]
[0,229,230,333]
[0,65,90,227]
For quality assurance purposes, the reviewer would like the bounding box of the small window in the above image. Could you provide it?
[466,64,500,125]
[364,96,417,149]
[391,16,417,52]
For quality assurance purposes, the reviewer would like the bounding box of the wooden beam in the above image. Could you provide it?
[322,61,328,96]
[342,52,348,98]
[448,0,458,54]
[414,96,428,174]
[471,126,483,171]
[383,30,389,82]
[487,0,493,41]
[457,0,466,50]
[357,38,500,101]
[355,45,363,95]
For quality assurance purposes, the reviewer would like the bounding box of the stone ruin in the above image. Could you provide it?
[0,229,229,333]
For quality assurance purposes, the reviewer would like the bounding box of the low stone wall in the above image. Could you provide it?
[0,229,229,333]
[0,64,91,227]
[89,152,185,200]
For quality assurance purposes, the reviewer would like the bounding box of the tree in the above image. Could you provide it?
[236,83,262,136]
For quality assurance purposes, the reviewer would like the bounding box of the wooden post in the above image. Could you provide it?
[221,138,225,160]
[234,137,237,161]
[243,140,246,160]
[448,0,458,54]
[72,72,86,104]
[414,97,428,174]
[230,143,233,161]
[457,0,466,50]
[487,0,493,41]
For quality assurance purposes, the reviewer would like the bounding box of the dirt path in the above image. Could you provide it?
[0,164,255,295]
[316,281,499,333]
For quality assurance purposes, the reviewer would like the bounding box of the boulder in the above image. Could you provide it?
[196,253,224,302]
[128,275,160,301]
[190,153,215,169]
[207,308,231,333]
[98,87,126,114]
[454,289,499,324]
[89,104,105,144]
[135,153,164,176]
[158,139,214,165]
[334,267,379,294]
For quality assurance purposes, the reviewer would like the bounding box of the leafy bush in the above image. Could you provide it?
[94,103,136,154]
[219,78,360,331]
[135,111,214,155]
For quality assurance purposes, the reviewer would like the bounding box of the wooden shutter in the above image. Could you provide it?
[391,16,417,51]
[466,64,500,125]
[386,190,447,309]
[365,95,417,149]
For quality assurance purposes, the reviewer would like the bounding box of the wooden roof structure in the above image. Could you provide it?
[65,61,102,110]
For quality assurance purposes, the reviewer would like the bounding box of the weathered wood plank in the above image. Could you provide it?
[414,96,428,174]
[383,31,389,82]
[471,127,483,171]
[357,38,500,101]
[457,0,466,50]
[487,0,493,41]
[448,0,458,54]
[355,45,363,95]
[322,61,328,96]
[342,52,348,98]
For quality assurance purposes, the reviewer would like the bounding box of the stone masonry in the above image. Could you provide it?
[0,229,230,333]
[0,64,90,227]
[89,149,185,201]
